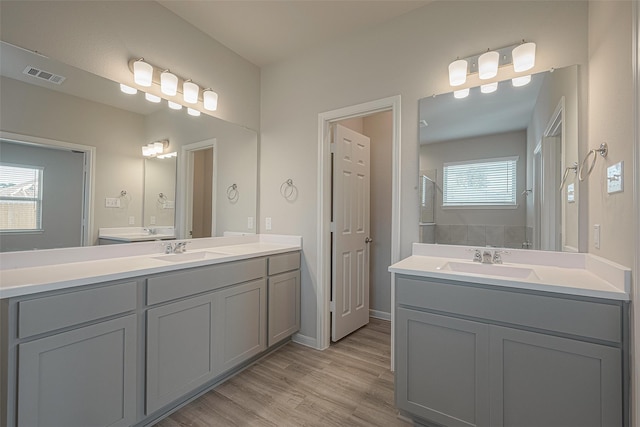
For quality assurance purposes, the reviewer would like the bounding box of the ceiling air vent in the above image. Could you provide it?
[22,66,66,85]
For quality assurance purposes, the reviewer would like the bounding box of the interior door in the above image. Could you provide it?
[331,124,371,342]
[540,136,561,251]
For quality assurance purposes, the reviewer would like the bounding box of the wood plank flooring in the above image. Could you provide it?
[155,318,410,427]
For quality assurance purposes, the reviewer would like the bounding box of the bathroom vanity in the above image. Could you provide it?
[0,235,301,427]
[389,244,631,427]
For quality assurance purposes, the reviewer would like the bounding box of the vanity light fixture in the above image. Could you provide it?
[512,75,532,87]
[160,71,178,96]
[133,59,153,87]
[454,88,469,99]
[203,89,218,111]
[120,84,137,95]
[512,42,536,72]
[157,152,177,159]
[183,80,199,104]
[142,140,169,157]
[145,92,161,103]
[187,107,201,117]
[478,50,499,80]
[448,59,468,86]
[480,82,498,94]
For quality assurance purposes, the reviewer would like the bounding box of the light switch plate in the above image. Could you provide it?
[607,161,623,194]
[105,197,120,208]
[594,224,600,249]
[265,217,272,231]
[566,183,575,203]
[128,216,135,225]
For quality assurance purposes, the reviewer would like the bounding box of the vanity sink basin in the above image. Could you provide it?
[438,261,540,280]
[152,251,229,263]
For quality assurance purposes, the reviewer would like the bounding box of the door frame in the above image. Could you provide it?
[178,139,217,239]
[317,95,401,350]
[0,130,95,246]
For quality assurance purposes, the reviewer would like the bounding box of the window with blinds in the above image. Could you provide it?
[0,164,44,231]
[442,156,518,207]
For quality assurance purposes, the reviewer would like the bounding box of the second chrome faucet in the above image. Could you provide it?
[471,248,509,264]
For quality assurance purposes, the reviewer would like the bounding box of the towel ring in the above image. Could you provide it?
[280,179,297,201]
[226,184,239,201]
[559,162,578,191]
[579,143,608,181]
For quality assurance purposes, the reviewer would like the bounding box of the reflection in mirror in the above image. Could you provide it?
[419,65,580,252]
[143,156,177,228]
[0,41,258,250]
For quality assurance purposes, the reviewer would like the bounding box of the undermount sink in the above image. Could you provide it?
[437,261,540,280]
[152,251,229,263]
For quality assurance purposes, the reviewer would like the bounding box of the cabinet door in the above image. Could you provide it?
[18,315,137,427]
[268,270,300,346]
[146,293,216,414]
[489,326,622,427]
[396,308,490,427]
[214,278,267,375]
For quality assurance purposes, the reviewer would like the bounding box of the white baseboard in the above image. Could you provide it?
[291,333,321,349]
[370,309,391,321]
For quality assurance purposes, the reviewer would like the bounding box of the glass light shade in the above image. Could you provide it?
[120,84,137,95]
[183,81,199,104]
[512,75,532,87]
[144,93,161,103]
[478,51,499,80]
[160,71,178,96]
[453,88,469,99]
[153,142,165,154]
[481,82,498,94]
[187,107,201,117]
[448,59,468,86]
[133,60,153,87]
[203,90,218,111]
[512,42,536,72]
[142,146,154,157]
[168,101,183,110]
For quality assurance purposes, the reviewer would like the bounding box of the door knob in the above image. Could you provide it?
[365,237,373,244]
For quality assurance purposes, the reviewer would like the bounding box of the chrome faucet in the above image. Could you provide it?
[471,249,483,263]
[163,241,188,254]
[144,228,157,235]
[492,250,509,264]
[471,248,509,264]
[482,250,493,264]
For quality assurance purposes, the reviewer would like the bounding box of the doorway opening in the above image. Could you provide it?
[317,96,401,350]
[179,139,217,239]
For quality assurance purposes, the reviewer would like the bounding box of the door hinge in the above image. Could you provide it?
[330,222,336,233]
[330,300,336,313]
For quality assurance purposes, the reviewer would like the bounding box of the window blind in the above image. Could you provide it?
[443,157,517,207]
[0,164,43,231]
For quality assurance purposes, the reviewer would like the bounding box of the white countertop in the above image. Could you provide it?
[389,244,631,301]
[0,235,301,299]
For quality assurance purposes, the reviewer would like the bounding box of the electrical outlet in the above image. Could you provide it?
[129,216,135,225]
[594,224,600,249]
[248,216,254,230]
[265,217,272,231]
[150,216,156,225]
[105,197,120,208]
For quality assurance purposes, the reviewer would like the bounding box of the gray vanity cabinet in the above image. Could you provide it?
[395,275,627,427]
[214,278,267,374]
[146,293,217,414]
[489,326,622,427]
[267,252,301,346]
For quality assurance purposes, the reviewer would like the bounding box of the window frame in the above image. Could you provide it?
[442,156,519,209]
[0,162,45,233]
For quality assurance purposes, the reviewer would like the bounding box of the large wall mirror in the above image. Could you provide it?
[0,41,258,251]
[419,65,580,252]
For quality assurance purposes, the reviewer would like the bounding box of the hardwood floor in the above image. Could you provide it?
[155,318,410,427]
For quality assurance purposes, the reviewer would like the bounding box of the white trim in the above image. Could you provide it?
[291,333,317,349]
[0,131,95,246]
[369,309,391,321]
[317,95,401,351]
[631,2,639,426]
[178,139,217,239]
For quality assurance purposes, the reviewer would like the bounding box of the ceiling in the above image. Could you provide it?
[158,1,432,67]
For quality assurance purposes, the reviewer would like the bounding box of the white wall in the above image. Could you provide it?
[260,1,589,341]
[0,1,260,131]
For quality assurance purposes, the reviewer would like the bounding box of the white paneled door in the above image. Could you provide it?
[331,124,371,342]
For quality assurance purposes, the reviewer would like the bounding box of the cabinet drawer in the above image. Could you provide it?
[268,252,300,276]
[396,276,622,343]
[18,281,137,339]
[147,258,266,305]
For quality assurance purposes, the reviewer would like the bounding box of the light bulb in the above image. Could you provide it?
[448,59,468,87]
[168,101,183,110]
[183,81,199,104]
[512,75,532,87]
[153,142,164,154]
[478,51,499,80]
[481,82,498,94]
[512,42,536,72]
[454,88,469,99]
[145,93,161,103]
[120,84,137,95]
[133,60,153,87]
[203,90,218,111]
[160,71,178,96]
[187,108,201,117]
